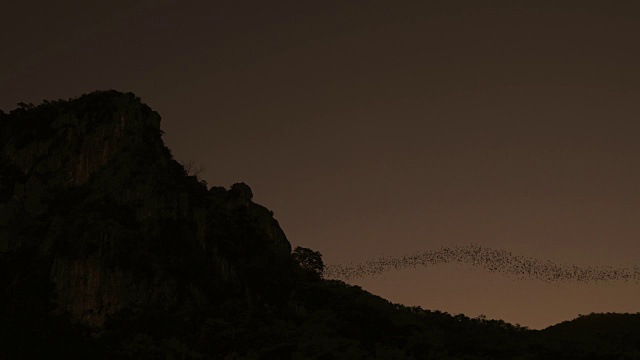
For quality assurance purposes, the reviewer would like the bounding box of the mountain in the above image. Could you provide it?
[1,91,638,359]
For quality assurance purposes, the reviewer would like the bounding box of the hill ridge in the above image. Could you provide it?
[1,90,638,359]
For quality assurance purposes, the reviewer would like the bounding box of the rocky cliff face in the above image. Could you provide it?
[0,91,293,328]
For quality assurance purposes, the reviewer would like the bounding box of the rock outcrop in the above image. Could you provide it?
[0,91,292,328]
[3,91,640,360]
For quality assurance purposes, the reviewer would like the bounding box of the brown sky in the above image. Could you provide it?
[2,1,639,329]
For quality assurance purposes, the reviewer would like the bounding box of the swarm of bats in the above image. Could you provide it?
[325,243,640,284]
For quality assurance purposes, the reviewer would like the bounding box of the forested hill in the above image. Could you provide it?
[1,91,638,359]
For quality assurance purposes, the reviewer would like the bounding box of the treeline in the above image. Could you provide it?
[3,261,640,359]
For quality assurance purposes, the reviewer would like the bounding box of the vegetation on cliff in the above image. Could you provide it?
[1,91,639,359]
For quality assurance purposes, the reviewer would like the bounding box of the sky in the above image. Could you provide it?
[2,1,640,329]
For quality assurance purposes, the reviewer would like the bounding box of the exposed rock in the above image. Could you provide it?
[0,90,293,328]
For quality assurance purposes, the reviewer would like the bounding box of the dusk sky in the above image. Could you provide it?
[2,1,639,329]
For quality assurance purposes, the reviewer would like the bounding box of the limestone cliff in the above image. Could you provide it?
[0,91,292,328]
[3,91,640,360]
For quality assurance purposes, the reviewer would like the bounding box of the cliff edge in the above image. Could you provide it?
[0,90,292,328]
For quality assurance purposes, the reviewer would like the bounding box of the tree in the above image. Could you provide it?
[230,182,253,201]
[180,159,205,178]
[292,247,325,279]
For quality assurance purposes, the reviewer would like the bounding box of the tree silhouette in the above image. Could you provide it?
[180,159,205,178]
[292,246,325,279]
[230,182,253,200]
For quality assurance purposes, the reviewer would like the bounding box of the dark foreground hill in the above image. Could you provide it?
[1,91,638,359]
